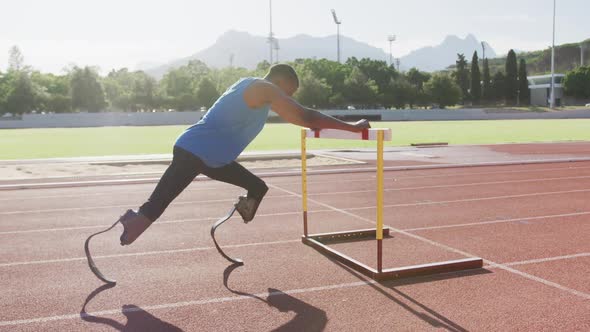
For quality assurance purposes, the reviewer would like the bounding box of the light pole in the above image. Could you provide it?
[388,35,396,67]
[581,44,586,66]
[268,0,274,64]
[481,41,486,61]
[273,39,280,63]
[550,0,556,108]
[331,9,342,63]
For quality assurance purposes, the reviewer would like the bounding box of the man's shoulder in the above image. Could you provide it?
[242,79,277,108]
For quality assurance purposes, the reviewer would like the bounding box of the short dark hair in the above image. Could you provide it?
[267,64,299,87]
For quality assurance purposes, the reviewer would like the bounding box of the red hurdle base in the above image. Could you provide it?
[302,229,483,281]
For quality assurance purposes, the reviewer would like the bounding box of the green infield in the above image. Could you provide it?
[2,119,590,160]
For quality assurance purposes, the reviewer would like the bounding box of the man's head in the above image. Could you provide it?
[264,64,299,96]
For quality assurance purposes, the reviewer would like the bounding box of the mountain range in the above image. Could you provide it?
[143,30,496,78]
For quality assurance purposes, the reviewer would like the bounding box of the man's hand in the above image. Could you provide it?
[351,119,371,132]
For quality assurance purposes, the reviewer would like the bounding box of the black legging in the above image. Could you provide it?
[139,146,268,222]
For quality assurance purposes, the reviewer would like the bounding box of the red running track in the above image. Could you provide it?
[1,160,590,331]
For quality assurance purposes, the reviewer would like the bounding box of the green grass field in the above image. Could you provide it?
[2,119,590,160]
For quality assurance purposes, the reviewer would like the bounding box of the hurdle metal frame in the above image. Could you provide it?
[300,128,483,281]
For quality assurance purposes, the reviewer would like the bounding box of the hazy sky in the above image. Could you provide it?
[1,0,588,73]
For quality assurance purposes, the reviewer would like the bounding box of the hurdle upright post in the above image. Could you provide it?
[301,128,308,237]
[376,130,384,272]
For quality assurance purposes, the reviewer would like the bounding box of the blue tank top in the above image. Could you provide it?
[174,77,270,168]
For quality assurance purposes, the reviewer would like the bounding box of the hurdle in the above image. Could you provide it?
[300,128,483,281]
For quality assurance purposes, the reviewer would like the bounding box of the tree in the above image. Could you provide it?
[159,61,210,110]
[470,51,482,104]
[563,66,590,98]
[482,59,491,102]
[209,66,251,93]
[518,59,530,105]
[70,67,107,112]
[0,71,8,114]
[454,53,470,103]
[406,68,431,108]
[4,71,36,115]
[30,72,72,113]
[294,69,332,108]
[103,69,133,111]
[348,58,397,106]
[132,72,158,110]
[255,60,271,74]
[196,77,220,108]
[160,67,193,98]
[294,58,349,106]
[1,46,37,114]
[491,71,506,103]
[387,78,414,109]
[8,46,25,71]
[505,50,519,105]
[406,68,431,91]
[424,73,462,108]
[343,66,378,107]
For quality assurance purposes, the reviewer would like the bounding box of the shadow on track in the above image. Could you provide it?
[319,250,492,332]
[80,283,183,332]
[223,263,328,332]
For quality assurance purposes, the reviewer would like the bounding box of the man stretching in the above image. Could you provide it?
[119,64,370,245]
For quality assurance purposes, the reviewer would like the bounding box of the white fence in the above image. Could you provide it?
[0,111,206,129]
[2,108,590,129]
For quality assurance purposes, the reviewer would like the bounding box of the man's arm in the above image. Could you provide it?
[244,81,370,132]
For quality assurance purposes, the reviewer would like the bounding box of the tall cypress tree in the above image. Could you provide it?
[491,71,506,104]
[505,49,518,105]
[518,58,530,106]
[470,51,482,104]
[455,53,470,103]
[482,58,491,103]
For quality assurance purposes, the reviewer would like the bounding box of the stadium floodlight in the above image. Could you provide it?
[273,38,280,63]
[331,9,342,63]
[550,0,556,108]
[388,35,396,67]
[268,0,274,64]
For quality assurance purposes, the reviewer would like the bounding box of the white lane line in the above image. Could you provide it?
[486,252,590,268]
[277,164,590,185]
[3,251,590,327]
[3,186,590,229]
[7,172,590,204]
[0,280,377,327]
[0,239,300,268]
[268,183,590,301]
[0,216,222,235]
[399,152,436,158]
[0,181,234,202]
[0,194,294,215]
[344,188,590,211]
[487,264,590,300]
[0,209,340,235]
[4,179,590,216]
[310,174,590,196]
[402,212,590,232]
[3,207,588,237]
[4,164,590,201]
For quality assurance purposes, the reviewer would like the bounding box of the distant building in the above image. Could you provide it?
[528,74,565,106]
